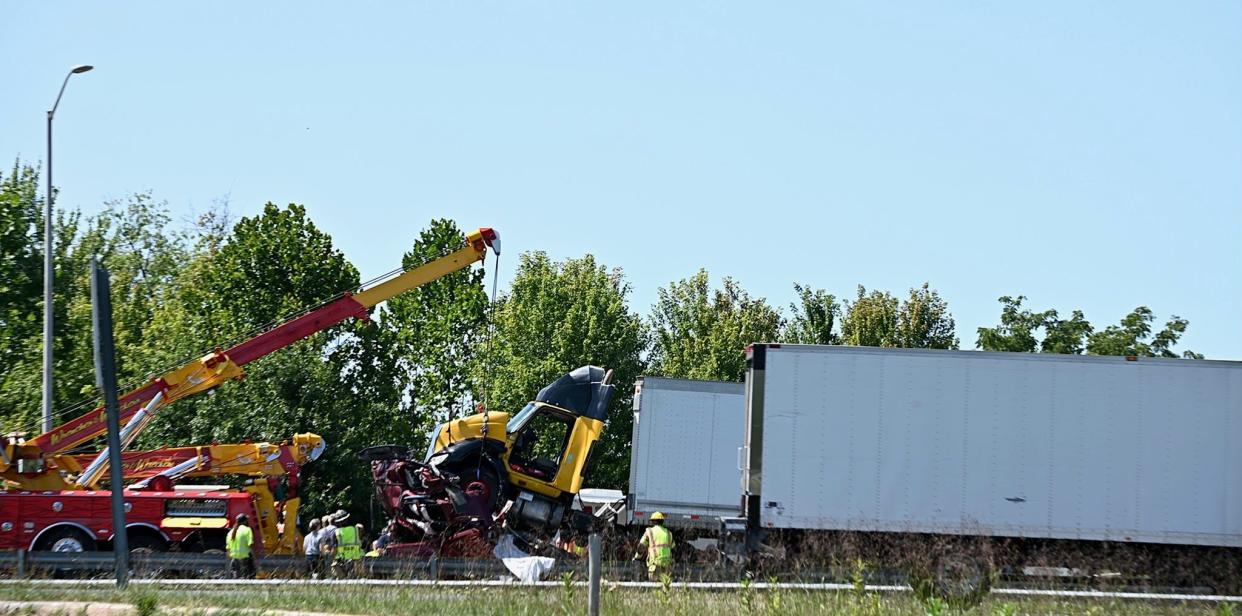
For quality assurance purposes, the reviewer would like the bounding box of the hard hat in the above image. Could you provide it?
[331,509,351,525]
[650,511,666,522]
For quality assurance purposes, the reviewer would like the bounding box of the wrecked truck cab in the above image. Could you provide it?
[365,366,614,557]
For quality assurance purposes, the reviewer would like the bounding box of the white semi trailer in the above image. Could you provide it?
[626,377,745,529]
[737,344,1242,596]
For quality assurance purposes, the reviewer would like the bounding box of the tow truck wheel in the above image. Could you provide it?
[35,526,96,553]
[128,533,169,578]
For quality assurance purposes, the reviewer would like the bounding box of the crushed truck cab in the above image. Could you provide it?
[363,366,614,557]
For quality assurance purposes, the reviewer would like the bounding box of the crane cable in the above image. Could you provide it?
[476,250,501,480]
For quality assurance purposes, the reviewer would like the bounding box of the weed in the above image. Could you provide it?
[922,596,947,616]
[765,575,782,612]
[129,588,159,616]
[992,603,1018,616]
[658,573,674,605]
[851,557,869,595]
[557,571,576,615]
[739,575,756,615]
[1220,604,1236,616]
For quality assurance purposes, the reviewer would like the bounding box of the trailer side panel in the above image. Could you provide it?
[749,345,1242,547]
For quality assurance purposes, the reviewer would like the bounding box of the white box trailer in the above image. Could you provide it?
[627,377,745,529]
[741,344,1242,548]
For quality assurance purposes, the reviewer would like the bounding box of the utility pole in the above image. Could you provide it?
[91,259,128,588]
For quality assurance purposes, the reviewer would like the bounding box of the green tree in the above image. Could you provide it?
[648,270,782,382]
[1086,307,1202,359]
[840,286,899,347]
[0,161,44,367]
[976,296,1050,352]
[783,284,840,345]
[1040,309,1093,354]
[483,252,646,490]
[977,295,1094,355]
[895,282,958,349]
[375,218,490,446]
[1,193,190,434]
[841,283,956,349]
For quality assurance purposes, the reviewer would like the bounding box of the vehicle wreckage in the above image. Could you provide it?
[360,366,614,557]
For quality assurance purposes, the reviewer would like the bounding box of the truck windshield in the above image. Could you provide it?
[506,402,539,434]
[423,422,445,461]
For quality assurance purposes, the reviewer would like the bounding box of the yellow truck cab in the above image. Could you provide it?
[426,366,612,502]
[364,366,614,551]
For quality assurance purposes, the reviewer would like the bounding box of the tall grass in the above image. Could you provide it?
[0,582,1230,615]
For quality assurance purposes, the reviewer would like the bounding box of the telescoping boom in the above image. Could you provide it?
[1,228,500,491]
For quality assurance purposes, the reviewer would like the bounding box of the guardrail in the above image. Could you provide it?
[0,550,674,581]
[0,550,871,584]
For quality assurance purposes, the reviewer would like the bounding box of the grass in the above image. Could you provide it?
[0,582,1234,615]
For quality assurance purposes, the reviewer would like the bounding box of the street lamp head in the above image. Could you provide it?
[71,65,94,74]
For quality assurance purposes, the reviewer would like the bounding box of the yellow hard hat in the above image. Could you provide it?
[650,511,666,522]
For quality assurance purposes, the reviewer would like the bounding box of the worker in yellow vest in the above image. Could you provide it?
[634,511,674,581]
[331,510,364,578]
[226,513,256,579]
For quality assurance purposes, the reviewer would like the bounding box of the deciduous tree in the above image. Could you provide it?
[648,270,781,382]
[840,286,899,348]
[1087,307,1201,359]
[976,296,1050,353]
[895,282,958,349]
[783,284,840,345]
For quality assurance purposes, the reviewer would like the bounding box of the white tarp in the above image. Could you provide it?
[492,534,556,583]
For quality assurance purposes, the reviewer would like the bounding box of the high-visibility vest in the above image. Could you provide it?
[643,525,673,567]
[337,526,363,560]
[227,524,253,559]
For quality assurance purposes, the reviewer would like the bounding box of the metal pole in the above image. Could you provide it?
[42,111,54,434]
[91,259,128,588]
[588,532,601,616]
[43,64,92,434]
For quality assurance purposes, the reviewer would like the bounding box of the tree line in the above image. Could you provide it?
[0,160,1202,518]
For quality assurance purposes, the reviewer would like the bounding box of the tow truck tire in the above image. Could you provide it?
[34,525,96,553]
[128,533,169,578]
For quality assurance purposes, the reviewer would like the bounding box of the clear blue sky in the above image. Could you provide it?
[3,3,1239,358]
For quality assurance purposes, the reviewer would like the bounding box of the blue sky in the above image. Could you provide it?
[3,3,1239,358]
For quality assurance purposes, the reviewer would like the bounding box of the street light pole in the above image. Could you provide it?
[43,64,93,434]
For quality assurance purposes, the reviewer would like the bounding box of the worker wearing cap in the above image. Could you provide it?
[226,513,256,579]
[331,510,363,578]
[634,511,674,581]
[303,518,323,578]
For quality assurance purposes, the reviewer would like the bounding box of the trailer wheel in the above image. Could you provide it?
[34,525,96,553]
[911,551,992,608]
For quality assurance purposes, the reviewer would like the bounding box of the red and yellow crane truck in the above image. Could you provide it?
[0,227,499,556]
